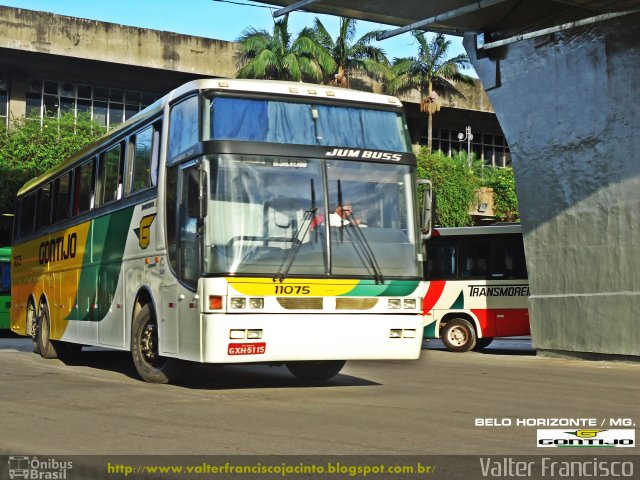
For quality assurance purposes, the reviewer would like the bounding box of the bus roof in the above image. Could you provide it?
[17,79,405,198]
[432,224,522,236]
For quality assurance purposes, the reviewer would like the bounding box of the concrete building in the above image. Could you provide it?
[0,5,509,168]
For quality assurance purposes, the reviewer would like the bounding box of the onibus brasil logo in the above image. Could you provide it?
[537,429,635,447]
[8,456,72,479]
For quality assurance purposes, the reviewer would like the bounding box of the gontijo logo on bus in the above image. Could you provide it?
[39,233,77,264]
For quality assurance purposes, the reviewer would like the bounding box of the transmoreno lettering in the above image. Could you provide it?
[39,233,77,265]
[469,285,529,297]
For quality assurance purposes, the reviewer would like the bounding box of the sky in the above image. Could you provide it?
[1,0,474,73]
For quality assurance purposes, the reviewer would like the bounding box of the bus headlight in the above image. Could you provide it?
[389,329,402,338]
[249,298,264,309]
[247,329,263,339]
[403,298,417,309]
[230,297,246,309]
[388,299,401,309]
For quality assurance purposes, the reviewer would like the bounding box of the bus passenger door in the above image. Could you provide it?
[163,161,203,360]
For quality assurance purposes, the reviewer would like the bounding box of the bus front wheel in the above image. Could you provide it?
[442,318,477,352]
[286,360,345,381]
[473,337,494,351]
[131,304,182,383]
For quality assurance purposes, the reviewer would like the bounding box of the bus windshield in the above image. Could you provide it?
[203,155,419,279]
[206,96,411,152]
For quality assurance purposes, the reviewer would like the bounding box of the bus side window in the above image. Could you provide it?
[35,182,52,230]
[98,143,123,206]
[53,172,72,223]
[73,159,95,216]
[512,235,528,279]
[425,239,456,280]
[128,124,159,195]
[168,96,199,164]
[19,192,36,237]
[461,239,489,279]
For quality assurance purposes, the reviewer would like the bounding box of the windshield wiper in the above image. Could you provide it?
[336,181,384,284]
[273,179,318,283]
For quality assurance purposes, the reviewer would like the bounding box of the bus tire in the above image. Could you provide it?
[473,337,494,350]
[442,318,477,352]
[286,360,345,381]
[27,300,40,355]
[131,304,182,384]
[36,302,65,359]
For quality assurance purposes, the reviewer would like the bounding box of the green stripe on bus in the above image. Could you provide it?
[69,207,135,322]
[344,280,420,297]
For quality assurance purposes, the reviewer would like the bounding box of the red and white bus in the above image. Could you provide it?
[422,224,530,352]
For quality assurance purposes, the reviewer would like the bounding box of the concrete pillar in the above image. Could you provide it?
[8,71,26,121]
[464,13,640,357]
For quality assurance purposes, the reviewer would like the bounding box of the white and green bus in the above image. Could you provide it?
[11,79,426,383]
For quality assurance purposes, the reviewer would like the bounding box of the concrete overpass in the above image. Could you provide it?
[259,1,640,358]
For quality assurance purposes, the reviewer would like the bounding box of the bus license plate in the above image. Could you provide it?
[228,342,266,355]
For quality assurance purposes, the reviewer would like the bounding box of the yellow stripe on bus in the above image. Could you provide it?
[12,221,91,337]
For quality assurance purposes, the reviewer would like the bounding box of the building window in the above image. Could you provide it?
[25,79,161,129]
[0,73,8,129]
[426,127,511,169]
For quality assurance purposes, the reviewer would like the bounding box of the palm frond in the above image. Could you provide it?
[312,18,333,49]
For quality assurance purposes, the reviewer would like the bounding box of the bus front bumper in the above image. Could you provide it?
[200,313,423,364]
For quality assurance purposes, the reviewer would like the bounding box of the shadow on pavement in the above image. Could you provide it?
[59,348,380,389]
[423,337,536,356]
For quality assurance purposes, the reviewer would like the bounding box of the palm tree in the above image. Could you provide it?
[384,32,473,150]
[235,14,335,83]
[311,17,390,88]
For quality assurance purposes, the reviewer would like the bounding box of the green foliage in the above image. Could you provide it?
[234,14,335,82]
[417,149,520,226]
[417,149,478,227]
[0,113,103,214]
[310,17,390,86]
[481,166,520,222]
[383,33,473,149]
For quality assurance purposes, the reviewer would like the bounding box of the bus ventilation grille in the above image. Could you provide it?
[276,297,324,310]
[335,298,379,310]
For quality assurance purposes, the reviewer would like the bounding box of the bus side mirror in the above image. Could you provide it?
[418,179,432,239]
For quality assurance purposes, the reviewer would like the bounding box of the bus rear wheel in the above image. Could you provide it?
[26,300,40,355]
[131,304,182,384]
[442,318,477,352]
[286,360,345,381]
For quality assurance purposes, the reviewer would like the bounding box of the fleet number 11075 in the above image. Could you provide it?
[274,285,311,295]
